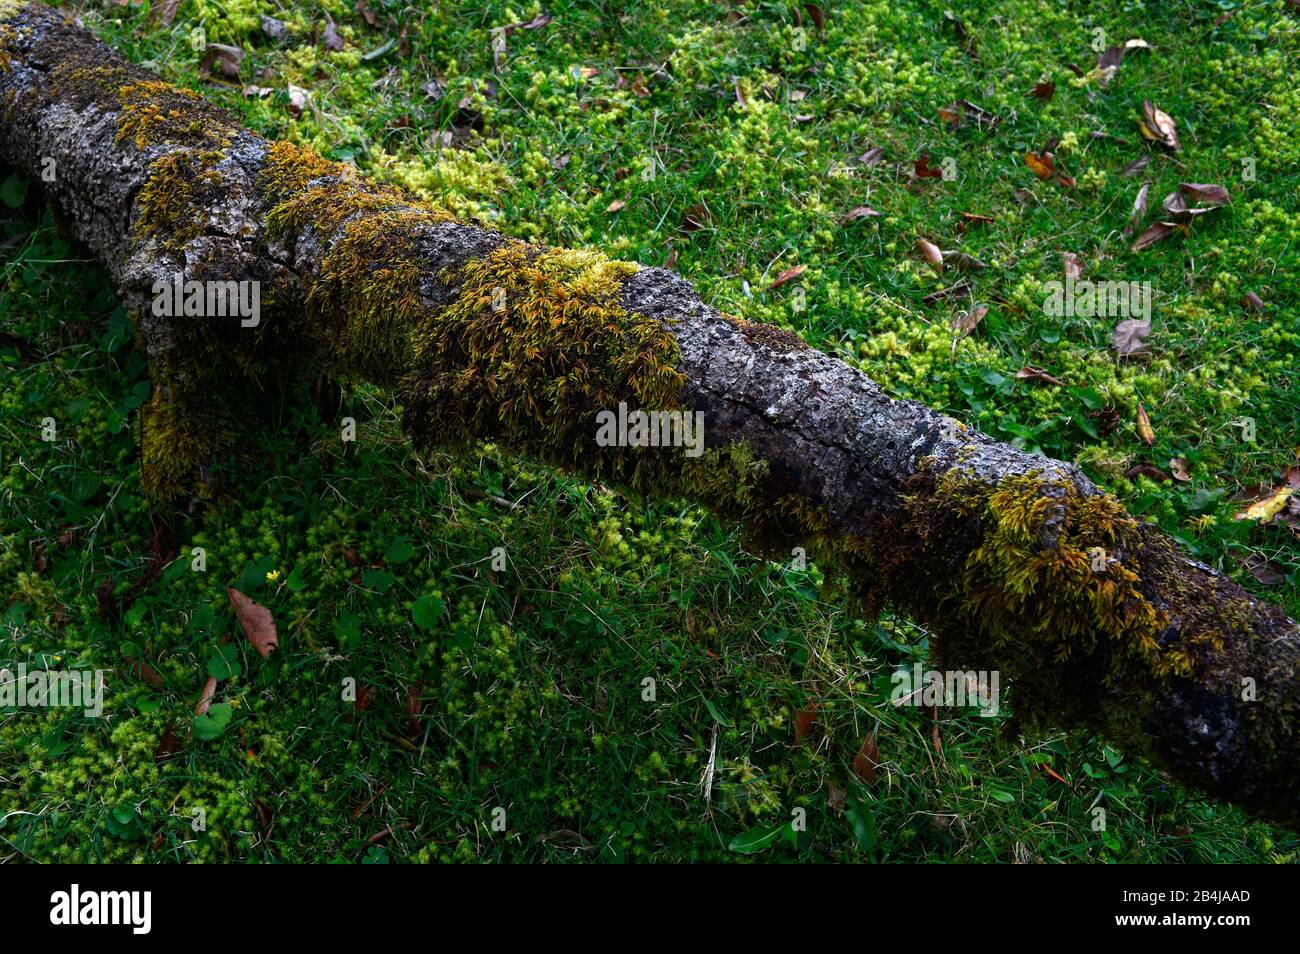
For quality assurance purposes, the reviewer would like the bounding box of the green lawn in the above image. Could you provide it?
[0,0,1296,861]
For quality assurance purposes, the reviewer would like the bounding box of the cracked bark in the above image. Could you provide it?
[1,3,1296,829]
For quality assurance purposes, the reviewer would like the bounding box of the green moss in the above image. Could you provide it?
[934,471,1172,675]
[403,242,684,483]
[134,148,226,250]
[139,388,234,500]
[115,78,236,150]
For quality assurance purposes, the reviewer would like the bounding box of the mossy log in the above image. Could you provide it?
[2,3,1297,827]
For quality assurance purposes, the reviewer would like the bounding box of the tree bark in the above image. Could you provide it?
[2,3,1297,828]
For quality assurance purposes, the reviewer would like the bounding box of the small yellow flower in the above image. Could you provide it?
[265,569,281,582]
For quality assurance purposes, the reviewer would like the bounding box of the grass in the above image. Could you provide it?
[0,0,1296,862]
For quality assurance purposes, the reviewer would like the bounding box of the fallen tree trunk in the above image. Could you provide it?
[2,3,1297,828]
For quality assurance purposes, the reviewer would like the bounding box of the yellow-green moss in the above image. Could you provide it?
[139,389,234,500]
[47,64,237,151]
[935,471,1177,676]
[403,242,683,481]
[258,140,457,383]
[134,148,225,248]
[116,79,235,150]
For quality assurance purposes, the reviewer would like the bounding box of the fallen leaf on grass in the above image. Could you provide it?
[1030,80,1055,100]
[826,778,847,812]
[1024,150,1056,180]
[945,250,988,271]
[202,43,244,81]
[769,264,806,289]
[1126,182,1150,235]
[286,84,309,117]
[841,204,881,224]
[1125,463,1167,481]
[915,153,944,180]
[680,203,712,231]
[1132,220,1179,252]
[857,145,885,166]
[852,733,879,784]
[1063,251,1084,282]
[924,281,971,303]
[1139,100,1180,151]
[951,302,989,338]
[1235,486,1294,523]
[794,706,817,743]
[917,237,944,274]
[1243,555,1287,586]
[195,676,217,716]
[355,0,381,27]
[1016,366,1066,386]
[228,587,278,657]
[1119,155,1151,177]
[150,0,182,26]
[1179,182,1230,206]
[1111,317,1151,356]
[1169,457,1191,482]
[126,655,165,688]
[1137,403,1156,446]
[1243,292,1266,312]
[938,99,998,131]
[322,18,344,51]
[605,198,626,213]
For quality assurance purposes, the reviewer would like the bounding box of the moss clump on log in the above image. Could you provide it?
[403,242,684,479]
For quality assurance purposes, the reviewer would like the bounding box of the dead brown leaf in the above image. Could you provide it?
[322,18,344,51]
[1119,155,1152,177]
[1243,554,1287,586]
[228,587,278,657]
[1169,457,1192,482]
[195,676,217,717]
[1024,150,1055,180]
[1030,80,1055,101]
[202,43,244,81]
[1137,402,1156,446]
[680,202,712,231]
[852,732,879,784]
[841,205,882,224]
[1132,220,1178,252]
[1126,182,1150,235]
[1125,463,1167,481]
[794,706,817,743]
[1179,182,1230,206]
[355,0,380,27]
[1063,251,1084,282]
[857,145,885,166]
[769,264,807,289]
[1139,100,1180,151]
[917,237,944,275]
[915,153,944,180]
[150,0,182,26]
[951,302,989,338]
[1111,317,1151,356]
[1016,365,1066,387]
